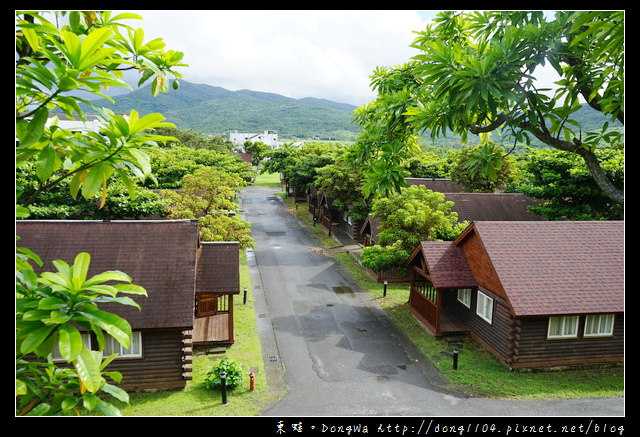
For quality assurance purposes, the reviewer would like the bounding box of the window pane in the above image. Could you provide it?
[103,335,120,355]
[126,332,142,356]
[476,291,493,323]
[563,316,578,336]
[548,316,578,338]
[585,314,614,336]
[457,288,471,307]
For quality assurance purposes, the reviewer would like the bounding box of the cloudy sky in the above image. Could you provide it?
[122,10,437,107]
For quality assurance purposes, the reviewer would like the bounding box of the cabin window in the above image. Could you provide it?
[476,291,493,324]
[52,333,92,362]
[584,314,615,337]
[457,288,472,308]
[547,316,579,339]
[104,331,143,358]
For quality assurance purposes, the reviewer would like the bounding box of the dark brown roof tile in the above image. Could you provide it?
[16,220,199,329]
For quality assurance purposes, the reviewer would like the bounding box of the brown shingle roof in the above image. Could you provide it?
[16,220,199,329]
[406,178,464,192]
[456,221,624,317]
[444,193,543,222]
[196,241,240,294]
[418,241,476,289]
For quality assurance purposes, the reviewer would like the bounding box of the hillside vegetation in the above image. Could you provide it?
[80,81,620,145]
[83,81,360,141]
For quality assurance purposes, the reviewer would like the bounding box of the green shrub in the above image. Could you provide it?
[204,359,246,390]
[360,243,409,272]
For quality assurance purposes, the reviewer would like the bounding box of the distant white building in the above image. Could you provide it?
[229,130,279,148]
[45,115,104,133]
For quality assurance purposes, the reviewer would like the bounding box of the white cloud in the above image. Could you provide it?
[125,10,431,106]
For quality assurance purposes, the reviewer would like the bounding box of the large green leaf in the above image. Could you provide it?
[19,324,55,355]
[83,270,132,287]
[71,252,91,291]
[57,325,83,362]
[73,348,102,393]
[17,107,48,147]
[78,307,132,349]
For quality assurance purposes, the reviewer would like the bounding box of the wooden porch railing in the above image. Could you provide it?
[410,285,438,334]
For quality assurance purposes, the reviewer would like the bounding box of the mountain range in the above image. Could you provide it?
[83,80,621,145]
[85,81,360,140]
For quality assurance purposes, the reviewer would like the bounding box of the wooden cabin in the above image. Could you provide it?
[317,194,342,236]
[193,241,240,346]
[406,221,624,369]
[16,219,241,390]
[359,215,381,247]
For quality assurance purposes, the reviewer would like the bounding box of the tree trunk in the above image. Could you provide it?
[575,147,624,204]
[526,124,624,205]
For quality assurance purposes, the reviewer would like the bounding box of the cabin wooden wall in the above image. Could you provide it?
[442,287,512,362]
[510,314,625,369]
[442,290,624,369]
[106,328,190,391]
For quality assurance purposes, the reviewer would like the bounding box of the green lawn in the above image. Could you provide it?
[253,171,282,187]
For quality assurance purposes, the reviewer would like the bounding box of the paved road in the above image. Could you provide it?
[239,186,624,417]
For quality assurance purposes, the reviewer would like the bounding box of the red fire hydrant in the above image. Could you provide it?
[249,372,255,391]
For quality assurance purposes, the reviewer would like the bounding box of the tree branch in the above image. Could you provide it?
[469,113,508,134]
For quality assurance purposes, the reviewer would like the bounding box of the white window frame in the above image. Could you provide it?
[104,331,143,359]
[457,288,472,308]
[584,314,615,337]
[547,315,579,339]
[476,290,493,324]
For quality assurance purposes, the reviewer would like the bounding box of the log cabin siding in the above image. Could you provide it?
[105,329,189,391]
[442,287,513,362]
[510,314,625,369]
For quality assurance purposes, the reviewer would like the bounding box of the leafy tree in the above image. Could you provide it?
[349,65,422,197]
[16,11,185,211]
[354,11,623,204]
[314,157,370,222]
[372,186,465,251]
[360,186,466,271]
[243,140,271,166]
[148,145,255,188]
[16,11,185,415]
[449,141,519,192]
[260,142,297,175]
[360,242,410,273]
[159,167,255,250]
[18,163,168,219]
[403,150,451,179]
[280,142,343,191]
[515,146,623,220]
[405,11,623,204]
